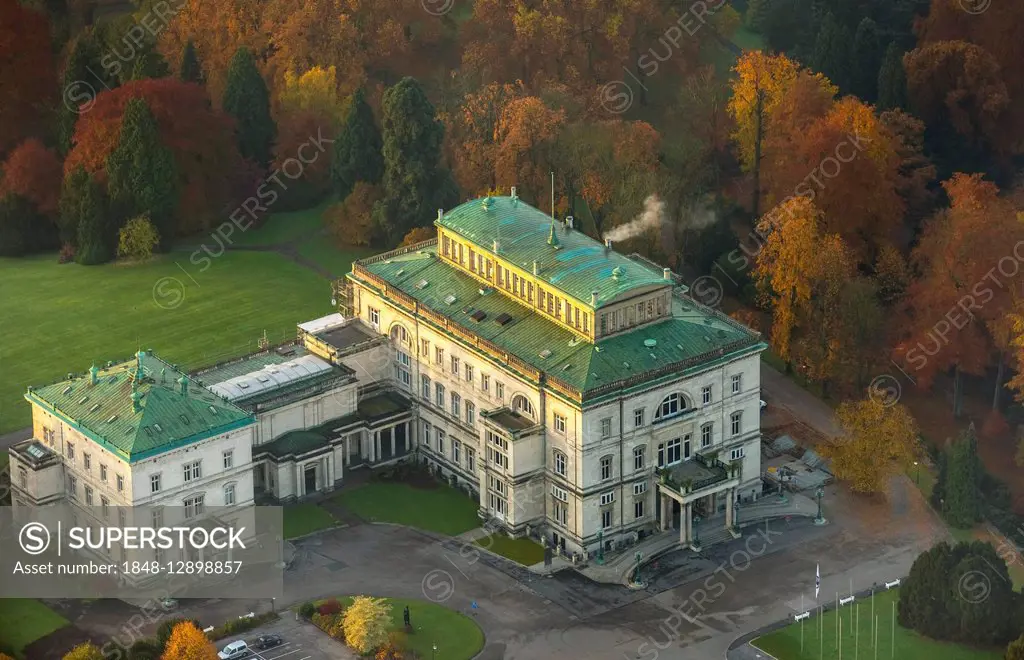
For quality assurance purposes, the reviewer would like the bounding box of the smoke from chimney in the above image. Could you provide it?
[603,195,666,243]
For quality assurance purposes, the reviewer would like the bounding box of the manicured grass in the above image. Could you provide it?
[296,237,374,278]
[283,503,339,539]
[474,534,545,565]
[332,482,480,536]
[753,589,1001,660]
[0,453,9,470]
[0,598,69,656]
[0,250,335,433]
[330,597,484,660]
[232,199,333,246]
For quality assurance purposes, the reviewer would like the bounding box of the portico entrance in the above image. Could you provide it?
[655,453,741,549]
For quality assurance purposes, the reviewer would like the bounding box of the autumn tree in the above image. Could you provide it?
[399,227,434,246]
[821,398,920,493]
[160,620,217,660]
[63,643,104,660]
[0,0,55,155]
[118,215,160,260]
[877,43,907,111]
[0,652,13,660]
[1007,634,1024,660]
[105,97,178,243]
[329,182,380,247]
[179,39,204,84]
[372,77,456,242]
[878,109,937,229]
[64,79,246,236]
[1,138,63,217]
[343,596,391,655]
[492,96,566,209]
[131,49,171,81]
[332,88,382,200]
[223,47,276,168]
[442,82,526,197]
[903,41,1011,162]
[873,244,911,307]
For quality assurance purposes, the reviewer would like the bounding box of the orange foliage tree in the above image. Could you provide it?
[160,621,217,660]
[1,138,63,216]
[64,79,248,237]
[0,0,55,155]
[492,96,566,208]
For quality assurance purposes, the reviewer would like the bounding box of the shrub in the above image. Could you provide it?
[117,214,160,260]
[343,596,391,655]
[206,611,278,641]
[157,618,200,650]
[299,601,316,619]
[58,242,75,263]
[318,598,342,616]
[127,638,162,659]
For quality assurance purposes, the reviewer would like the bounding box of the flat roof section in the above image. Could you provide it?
[318,322,378,351]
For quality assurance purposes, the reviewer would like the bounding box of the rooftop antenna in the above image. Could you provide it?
[550,171,555,220]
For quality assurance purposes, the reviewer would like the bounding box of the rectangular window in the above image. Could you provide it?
[481,374,490,393]
[453,440,461,465]
[600,456,612,480]
[451,392,461,419]
[601,418,612,438]
[395,350,411,387]
[467,448,475,472]
[583,313,589,332]
[422,375,431,400]
[100,464,107,482]
[657,443,665,468]
[67,441,74,460]
[684,434,692,459]
[731,412,742,437]
[184,494,205,519]
[152,508,163,528]
[633,481,647,495]
[369,307,380,329]
[421,338,430,356]
[600,314,607,334]
[435,346,444,365]
[150,473,161,493]
[554,503,568,526]
[435,383,445,408]
[551,485,568,502]
[635,499,645,520]
[731,374,742,395]
[100,496,109,518]
[118,509,126,527]
[85,485,94,505]
[667,438,682,464]
[633,446,645,471]
[223,450,233,469]
[465,364,474,382]
[83,453,91,471]
[702,386,712,405]
[466,401,475,427]
[436,428,446,454]
[731,447,746,461]
[68,475,78,499]
[116,474,124,492]
[702,423,713,447]
[600,491,615,506]
[602,509,612,529]
[554,413,566,434]
[634,408,644,428]
[451,356,460,376]
[554,451,567,476]
[224,484,236,506]
[422,421,431,448]
[496,382,504,402]
[183,460,202,482]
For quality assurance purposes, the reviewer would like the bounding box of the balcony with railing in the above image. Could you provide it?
[656,452,738,500]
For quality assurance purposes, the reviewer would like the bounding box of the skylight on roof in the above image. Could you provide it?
[89,403,100,412]
[239,382,250,388]
[153,423,163,432]
[256,376,270,383]
[79,396,88,404]
[444,294,457,305]
[209,405,218,414]
[27,445,47,459]
[62,386,72,395]
[495,313,513,326]
[107,414,118,423]
[539,349,552,359]
[415,279,429,289]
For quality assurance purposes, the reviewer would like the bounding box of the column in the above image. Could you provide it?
[680,503,691,545]
[478,471,487,509]
[294,463,302,498]
[726,488,735,529]
[344,436,351,467]
[660,493,671,532]
[686,503,693,545]
[404,421,410,453]
[390,425,396,457]
[372,431,379,462]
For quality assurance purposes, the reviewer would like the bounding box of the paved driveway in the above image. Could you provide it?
[215,615,355,660]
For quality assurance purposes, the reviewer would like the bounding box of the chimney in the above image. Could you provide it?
[177,375,189,396]
[565,215,573,229]
[135,350,145,375]
[532,260,538,275]
[493,239,499,253]
[131,391,143,413]
[89,365,99,385]
[511,186,517,199]
[663,268,672,281]
[591,290,598,306]
[604,238,612,253]
[437,208,443,222]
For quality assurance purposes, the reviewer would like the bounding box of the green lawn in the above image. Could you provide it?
[474,534,545,565]
[330,597,484,660]
[0,599,69,657]
[0,453,9,470]
[753,589,1002,660]
[231,199,334,246]
[296,236,374,279]
[0,250,335,433]
[331,482,480,536]
[284,503,339,539]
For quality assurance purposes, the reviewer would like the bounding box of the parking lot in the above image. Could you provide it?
[215,614,354,660]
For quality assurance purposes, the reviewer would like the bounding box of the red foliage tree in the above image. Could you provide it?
[1,139,63,216]
[64,79,247,236]
[0,0,55,155]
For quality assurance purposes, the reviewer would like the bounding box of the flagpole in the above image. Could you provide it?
[801,594,804,652]
[839,616,843,660]
[836,592,839,650]
[891,601,895,659]
[856,603,859,660]
[874,615,878,660]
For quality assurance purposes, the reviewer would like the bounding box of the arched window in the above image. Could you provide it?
[511,394,535,420]
[389,324,410,346]
[654,392,691,422]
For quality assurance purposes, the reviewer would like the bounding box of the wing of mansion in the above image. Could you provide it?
[10,193,768,558]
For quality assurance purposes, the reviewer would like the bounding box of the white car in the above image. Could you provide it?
[218,641,249,659]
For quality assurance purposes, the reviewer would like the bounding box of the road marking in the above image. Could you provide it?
[265,650,303,660]
[445,553,469,579]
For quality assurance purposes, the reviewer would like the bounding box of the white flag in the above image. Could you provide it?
[815,564,820,599]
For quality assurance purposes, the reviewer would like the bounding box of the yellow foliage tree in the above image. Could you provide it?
[820,398,920,493]
[399,226,434,247]
[727,51,801,173]
[160,621,218,660]
[277,66,348,127]
[117,215,160,261]
[342,596,392,655]
[63,644,104,660]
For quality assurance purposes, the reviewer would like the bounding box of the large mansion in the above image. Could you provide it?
[10,193,767,558]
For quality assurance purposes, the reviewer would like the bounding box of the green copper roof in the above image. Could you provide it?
[257,429,329,459]
[350,246,764,398]
[26,353,253,462]
[436,196,669,307]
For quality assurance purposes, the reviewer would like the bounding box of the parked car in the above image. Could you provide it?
[218,640,249,659]
[760,399,767,410]
[255,635,283,650]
